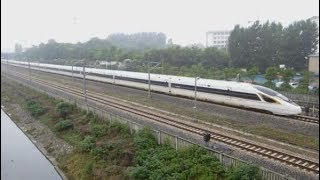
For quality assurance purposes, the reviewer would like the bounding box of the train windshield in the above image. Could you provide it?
[253,85,292,103]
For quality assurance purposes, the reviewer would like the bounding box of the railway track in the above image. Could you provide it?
[3,63,319,125]
[5,71,319,175]
[291,115,319,124]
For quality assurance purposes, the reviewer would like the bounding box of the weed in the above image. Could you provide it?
[79,135,95,152]
[91,124,108,138]
[226,164,262,180]
[54,119,74,131]
[56,102,74,119]
[109,120,130,135]
[63,131,83,146]
[25,99,44,117]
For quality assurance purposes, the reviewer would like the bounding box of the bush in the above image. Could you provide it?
[226,164,262,180]
[133,128,157,150]
[109,121,130,134]
[91,124,108,138]
[55,102,74,118]
[130,128,226,180]
[79,135,96,152]
[25,99,44,117]
[54,119,74,131]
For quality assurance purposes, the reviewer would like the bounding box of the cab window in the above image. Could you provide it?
[260,94,277,103]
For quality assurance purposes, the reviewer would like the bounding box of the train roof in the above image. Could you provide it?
[7,60,258,94]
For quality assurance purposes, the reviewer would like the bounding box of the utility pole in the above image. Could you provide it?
[148,62,151,98]
[83,65,88,111]
[161,58,164,74]
[147,61,161,98]
[194,77,200,109]
[71,65,74,81]
[28,59,31,81]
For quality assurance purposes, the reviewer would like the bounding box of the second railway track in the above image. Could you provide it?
[4,70,319,175]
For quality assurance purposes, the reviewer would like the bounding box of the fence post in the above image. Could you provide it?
[130,121,133,134]
[175,136,178,150]
[219,153,223,163]
[312,104,315,116]
[158,131,161,145]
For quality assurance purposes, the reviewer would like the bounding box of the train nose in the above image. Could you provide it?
[294,105,302,115]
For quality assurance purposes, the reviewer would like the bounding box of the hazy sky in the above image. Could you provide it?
[1,0,319,52]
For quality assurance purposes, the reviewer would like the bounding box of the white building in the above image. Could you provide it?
[206,30,231,49]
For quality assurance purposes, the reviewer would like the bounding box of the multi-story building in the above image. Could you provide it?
[309,54,319,75]
[206,30,231,49]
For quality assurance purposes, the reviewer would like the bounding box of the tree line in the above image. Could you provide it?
[3,32,166,62]
[228,19,318,71]
[1,19,318,74]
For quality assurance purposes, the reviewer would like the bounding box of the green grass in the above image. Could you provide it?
[247,125,319,150]
[62,131,83,146]
[25,99,45,117]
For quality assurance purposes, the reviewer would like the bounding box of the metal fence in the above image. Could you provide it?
[280,91,319,106]
[3,73,300,180]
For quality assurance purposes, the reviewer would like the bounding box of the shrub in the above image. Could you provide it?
[25,99,44,117]
[226,164,262,180]
[131,144,225,180]
[79,135,95,152]
[55,102,74,118]
[109,121,130,134]
[133,128,157,150]
[54,119,74,131]
[91,124,108,138]
[86,111,103,123]
[84,161,93,175]
[86,111,95,120]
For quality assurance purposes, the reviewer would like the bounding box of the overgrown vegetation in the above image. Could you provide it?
[226,164,262,180]
[55,102,74,119]
[0,76,282,179]
[25,99,44,117]
[54,119,74,131]
[131,128,226,179]
[130,128,263,180]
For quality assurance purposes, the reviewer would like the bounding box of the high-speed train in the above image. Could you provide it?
[3,60,302,115]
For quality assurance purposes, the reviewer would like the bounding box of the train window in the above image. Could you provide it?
[253,85,277,96]
[260,94,277,103]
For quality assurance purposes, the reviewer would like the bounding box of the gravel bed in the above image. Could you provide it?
[3,66,319,154]
[3,72,319,180]
[9,66,319,135]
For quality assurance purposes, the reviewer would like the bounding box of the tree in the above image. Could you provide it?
[295,71,313,93]
[279,69,294,90]
[15,43,23,53]
[228,19,318,71]
[107,32,166,51]
[265,67,279,87]
[280,19,318,70]
[247,66,259,83]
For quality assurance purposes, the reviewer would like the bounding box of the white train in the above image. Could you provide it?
[4,59,302,115]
